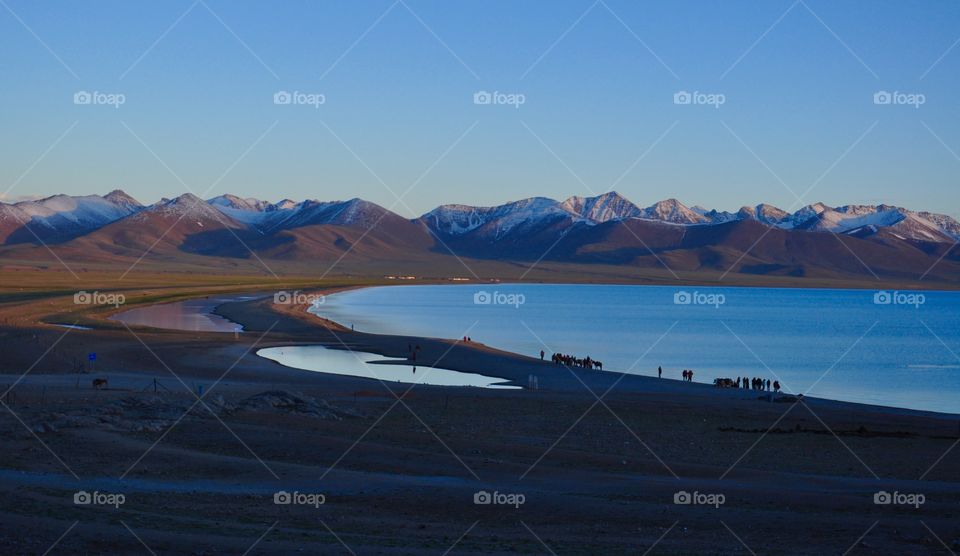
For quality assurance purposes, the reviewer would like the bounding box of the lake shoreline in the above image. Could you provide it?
[0,282,958,553]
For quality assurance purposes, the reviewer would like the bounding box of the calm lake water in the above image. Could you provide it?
[313,284,960,414]
[112,296,252,333]
[257,346,518,389]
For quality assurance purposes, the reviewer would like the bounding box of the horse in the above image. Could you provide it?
[92,378,108,390]
[595,361,603,371]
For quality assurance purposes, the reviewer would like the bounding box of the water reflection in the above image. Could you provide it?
[112,296,252,333]
[257,345,518,389]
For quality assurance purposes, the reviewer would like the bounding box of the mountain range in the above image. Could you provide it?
[1,190,958,284]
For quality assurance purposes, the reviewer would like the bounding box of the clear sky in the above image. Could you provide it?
[1,0,958,217]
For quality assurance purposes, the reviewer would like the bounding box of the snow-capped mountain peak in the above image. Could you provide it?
[640,198,708,224]
[560,191,642,223]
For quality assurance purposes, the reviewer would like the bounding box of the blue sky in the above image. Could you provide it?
[0,0,958,217]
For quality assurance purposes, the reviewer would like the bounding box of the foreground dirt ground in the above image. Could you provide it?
[0,286,958,554]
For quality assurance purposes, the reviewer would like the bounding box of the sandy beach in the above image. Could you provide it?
[0,284,958,554]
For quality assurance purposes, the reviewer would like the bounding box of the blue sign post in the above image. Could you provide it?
[88,353,96,373]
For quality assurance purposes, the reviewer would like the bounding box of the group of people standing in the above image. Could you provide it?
[550,352,603,370]
[739,376,779,392]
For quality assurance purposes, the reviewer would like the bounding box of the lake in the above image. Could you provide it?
[112,295,253,333]
[312,284,960,414]
[257,346,518,389]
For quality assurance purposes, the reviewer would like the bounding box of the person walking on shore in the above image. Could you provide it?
[540,350,545,361]
[658,366,662,378]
